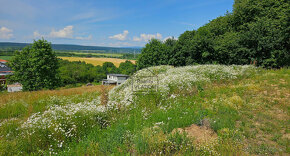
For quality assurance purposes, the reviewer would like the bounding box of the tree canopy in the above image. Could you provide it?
[9,39,60,91]
[137,0,290,69]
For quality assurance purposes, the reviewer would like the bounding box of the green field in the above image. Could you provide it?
[70,52,123,57]
[0,56,12,61]
[0,65,289,155]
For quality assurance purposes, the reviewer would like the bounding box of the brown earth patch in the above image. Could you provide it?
[172,124,217,143]
[282,133,290,140]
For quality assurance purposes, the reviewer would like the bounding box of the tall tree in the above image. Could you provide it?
[137,0,289,68]
[169,30,196,66]
[137,39,165,69]
[8,39,60,91]
[102,62,119,74]
[119,60,136,75]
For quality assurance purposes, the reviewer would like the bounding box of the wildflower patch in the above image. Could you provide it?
[132,68,159,94]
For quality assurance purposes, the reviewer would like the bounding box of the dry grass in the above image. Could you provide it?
[59,57,136,67]
[100,85,109,106]
[172,124,217,144]
[231,70,290,155]
[0,85,113,107]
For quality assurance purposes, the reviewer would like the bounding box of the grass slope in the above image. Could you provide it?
[0,65,289,155]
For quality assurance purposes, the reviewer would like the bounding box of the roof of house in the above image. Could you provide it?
[107,74,129,77]
[7,83,22,87]
[0,62,12,72]
[0,59,8,63]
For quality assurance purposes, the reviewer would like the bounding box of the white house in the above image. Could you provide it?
[102,74,129,85]
[7,83,23,92]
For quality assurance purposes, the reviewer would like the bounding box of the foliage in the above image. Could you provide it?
[58,59,136,86]
[59,60,100,85]
[137,0,290,68]
[137,39,166,69]
[8,39,60,91]
[102,62,119,74]
[118,60,136,75]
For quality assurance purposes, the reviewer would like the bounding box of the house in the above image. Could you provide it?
[7,83,22,92]
[0,59,8,64]
[0,61,13,85]
[102,74,129,85]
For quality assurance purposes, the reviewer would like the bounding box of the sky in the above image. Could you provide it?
[0,0,234,47]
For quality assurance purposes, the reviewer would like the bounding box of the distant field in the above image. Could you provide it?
[0,56,12,61]
[71,52,123,57]
[59,57,136,67]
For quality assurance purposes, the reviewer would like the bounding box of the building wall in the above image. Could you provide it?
[7,86,23,92]
[106,75,129,85]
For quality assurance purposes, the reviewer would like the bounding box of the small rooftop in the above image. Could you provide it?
[107,74,129,77]
[0,62,12,72]
[0,59,8,63]
[7,82,22,87]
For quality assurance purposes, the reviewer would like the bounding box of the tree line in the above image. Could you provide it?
[137,0,289,69]
[7,39,136,91]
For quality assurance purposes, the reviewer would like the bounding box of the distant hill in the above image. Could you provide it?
[0,42,141,54]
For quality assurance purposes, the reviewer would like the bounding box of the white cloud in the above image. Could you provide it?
[133,33,162,42]
[33,31,44,38]
[0,26,13,39]
[49,25,74,39]
[109,30,129,41]
[33,26,92,40]
[108,41,135,47]
[75,35,93,40]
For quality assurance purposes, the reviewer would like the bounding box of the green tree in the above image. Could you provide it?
[91,65,106,83]
[137,39,165,69]
[137,0,289,68]
[169,30,196,66]
[102,62,119,74]
[8,39,60,91]
[119,60,136,75]
[163,37,177,65]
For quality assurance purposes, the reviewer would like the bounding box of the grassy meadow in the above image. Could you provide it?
[0,65,289,155]
[59,57,136,67]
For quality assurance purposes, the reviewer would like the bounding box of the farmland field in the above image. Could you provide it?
[70,52,123,57]
[59,57,136,67]
[0,56,12,61]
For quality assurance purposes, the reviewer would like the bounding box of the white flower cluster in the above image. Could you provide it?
[20,96,105,149]
[108,65,256,107]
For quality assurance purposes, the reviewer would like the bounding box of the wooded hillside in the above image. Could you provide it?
[137,0,289,69]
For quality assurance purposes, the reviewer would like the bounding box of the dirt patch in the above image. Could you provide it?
[282,133,290,140]
[172,124,217,143]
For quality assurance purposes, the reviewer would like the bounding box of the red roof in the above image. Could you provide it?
[0,59,8,63]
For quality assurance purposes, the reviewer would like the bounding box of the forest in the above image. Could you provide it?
[137,0,289,69]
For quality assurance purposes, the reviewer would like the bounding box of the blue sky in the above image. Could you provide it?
[0,0,234,47]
